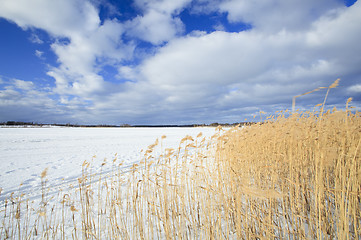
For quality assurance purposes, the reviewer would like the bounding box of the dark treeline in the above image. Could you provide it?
[0,121,255,128]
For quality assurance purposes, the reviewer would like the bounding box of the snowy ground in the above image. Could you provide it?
[0,127,216,203]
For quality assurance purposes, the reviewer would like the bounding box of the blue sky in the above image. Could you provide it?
[0,0,360,125]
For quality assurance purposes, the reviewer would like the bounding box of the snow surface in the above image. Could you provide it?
[0,127,216,202]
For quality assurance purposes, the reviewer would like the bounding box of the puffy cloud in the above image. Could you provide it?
[46,68,105,97]
[0,0,133,98]
[47,18,133,97]
[0,1,133,96]
[306,1,361,72]
[140,29,315,111]
[50,19,128,74]
[219,0,343,32]
[0,0,100,37]
[126,9,184,44]
[141,30,304,87]
[126,0,192,44]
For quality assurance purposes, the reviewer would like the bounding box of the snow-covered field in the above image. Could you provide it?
[0,127,216,202]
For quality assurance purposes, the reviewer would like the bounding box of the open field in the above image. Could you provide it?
[0,127,217,203]
[1,103,360,239]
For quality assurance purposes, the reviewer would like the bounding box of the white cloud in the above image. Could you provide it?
[125,0,192,44]
[35,50,44,59]
[348,84,361,93]
[118,66,138,81]
[306,1,361,69]
[0,0,100,37]
[218,0,342,32]
[47,18,134,96]
[0,79,92,123]
[29,33,43,44]
[0,88,21,101]
[141,30,304,87]
[126,9,184,44]
[46,68,105,97]
[0,0,135,98]
[13,79,34,90]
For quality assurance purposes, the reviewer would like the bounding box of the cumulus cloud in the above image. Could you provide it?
[141,31,305,86]
[126,10,184,44]
[139,29,323,110]
[0,0,100,37]
[47,18,134,98]
[126,0,192,44]
[50,19,129,72]
[218,0,343,32]
[0,0,134,99]
[306,2,361,71]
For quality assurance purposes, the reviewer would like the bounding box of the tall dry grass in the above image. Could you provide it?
[215,105,360,239]
[1,82,360,239]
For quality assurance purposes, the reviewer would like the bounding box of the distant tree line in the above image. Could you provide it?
[1,121,37,126]
[0,121,255,128]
